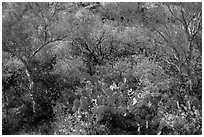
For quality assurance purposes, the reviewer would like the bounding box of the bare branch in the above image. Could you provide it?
[30,34,67,59]
[80,37,92,53]
[51,4,62,19]
[154,29,169,43]
[96,30,106,55]
[187,13,198,27]
[166,5,183,23]
[163,58,180,73]
[35,2,45,19]
[180,6,190,39]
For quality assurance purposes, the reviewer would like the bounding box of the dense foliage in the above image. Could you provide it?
[2,2,202,135]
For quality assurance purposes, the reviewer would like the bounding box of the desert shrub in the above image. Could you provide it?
[52,102,111,135]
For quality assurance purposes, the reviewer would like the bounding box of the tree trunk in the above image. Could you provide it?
[25,66,37,113]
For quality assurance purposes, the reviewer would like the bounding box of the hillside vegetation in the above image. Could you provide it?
[2,2,202,135]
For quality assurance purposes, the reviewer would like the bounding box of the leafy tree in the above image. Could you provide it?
[141,3,202,90]
[2,2,67,112]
